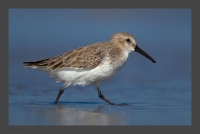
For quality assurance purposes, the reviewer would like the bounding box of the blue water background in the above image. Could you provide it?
[9,9,191,125]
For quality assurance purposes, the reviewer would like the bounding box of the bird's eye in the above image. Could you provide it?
[126,38,130,43]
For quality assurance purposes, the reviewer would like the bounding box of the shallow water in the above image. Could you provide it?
[9,87,190,125]
[9,9,191,125]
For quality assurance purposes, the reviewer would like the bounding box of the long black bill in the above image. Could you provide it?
[135,45,156,63]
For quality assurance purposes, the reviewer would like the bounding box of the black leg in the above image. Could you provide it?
[96,84,115,105]
[54,89,64,104]
[54,83,70,104]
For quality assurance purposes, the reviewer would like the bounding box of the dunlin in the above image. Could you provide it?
[23,32,156,105]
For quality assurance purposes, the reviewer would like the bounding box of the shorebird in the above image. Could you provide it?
[23,32,156,105]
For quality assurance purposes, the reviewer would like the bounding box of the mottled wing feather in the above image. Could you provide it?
[23,43,106,70]
[23,58,49,66]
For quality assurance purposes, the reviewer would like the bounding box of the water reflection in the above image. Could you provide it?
[9,102,127,125]
[45,107,122,125]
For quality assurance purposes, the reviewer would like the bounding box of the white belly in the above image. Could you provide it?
[36,56,128,86]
